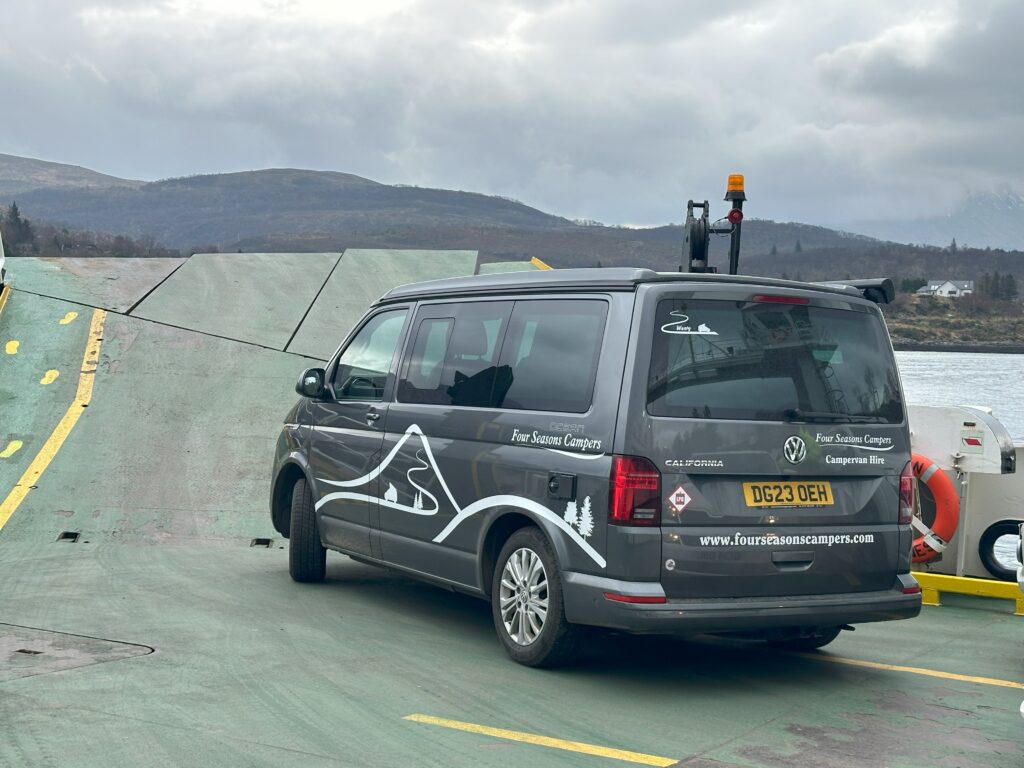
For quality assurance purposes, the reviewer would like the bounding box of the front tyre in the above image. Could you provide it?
[289,478,326,583]
[491,527,578,667]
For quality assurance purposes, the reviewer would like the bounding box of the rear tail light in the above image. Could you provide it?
[609,455,661,526]
[899,461,916,525]
[902,584,921,595]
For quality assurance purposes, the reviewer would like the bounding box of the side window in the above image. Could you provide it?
[332,309,408,401]
[398,302,512,407]
[496,300,608,413]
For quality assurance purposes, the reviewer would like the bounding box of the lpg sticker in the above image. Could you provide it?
[960,429,984,454]
[667,485,692,514]
[660,311,718,336]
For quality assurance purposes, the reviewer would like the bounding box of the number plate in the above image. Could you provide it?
[743,481,834,508]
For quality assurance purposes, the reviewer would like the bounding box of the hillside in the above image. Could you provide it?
[1,154,872,259]
[1,154,1021,287]
[0,153,141,198]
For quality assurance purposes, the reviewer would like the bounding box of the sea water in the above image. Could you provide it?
[896,351,1024,441]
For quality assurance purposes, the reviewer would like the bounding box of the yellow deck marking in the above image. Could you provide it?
[4,340,17,354]
[530,256,553,270]
[59,311,78,325]
[802,653,1024,690]
[0,283,9,317]
[0,440,23,459]
[39,369,60,385]
[404,714,676,766]
[0,309,106,532]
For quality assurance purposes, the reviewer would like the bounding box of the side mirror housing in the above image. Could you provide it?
[296,367,327,399]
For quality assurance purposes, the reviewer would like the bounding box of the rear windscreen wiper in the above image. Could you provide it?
[783,408,884,424]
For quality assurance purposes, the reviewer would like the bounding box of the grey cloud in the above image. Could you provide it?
[0,0,1021,229]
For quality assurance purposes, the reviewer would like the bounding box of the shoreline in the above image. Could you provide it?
[892,341,1024,354]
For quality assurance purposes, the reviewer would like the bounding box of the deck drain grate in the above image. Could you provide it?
[56,531,80,543]
[15,649,43,655]
[250,538,273,548]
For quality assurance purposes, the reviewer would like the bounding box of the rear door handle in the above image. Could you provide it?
[365,409,382,422]
[771,550,814,571]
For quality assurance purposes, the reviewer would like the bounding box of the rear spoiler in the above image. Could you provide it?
[814,278,895,305]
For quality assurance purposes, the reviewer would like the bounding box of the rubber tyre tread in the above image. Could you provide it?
[978,520,1023,582]
[491,527,579,668]
[289,478,326,583]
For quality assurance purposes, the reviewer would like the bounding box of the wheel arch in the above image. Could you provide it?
[478,508,571,596]
[271,457,314,537]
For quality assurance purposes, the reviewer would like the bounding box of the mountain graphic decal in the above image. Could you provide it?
[314,424,606,568]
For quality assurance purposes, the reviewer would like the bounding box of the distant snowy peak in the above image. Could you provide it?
[854,189,1024,250]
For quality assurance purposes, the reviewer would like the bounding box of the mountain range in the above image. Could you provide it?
[1,153,1022,277]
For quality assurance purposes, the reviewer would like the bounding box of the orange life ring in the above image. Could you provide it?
[910,452,960,563]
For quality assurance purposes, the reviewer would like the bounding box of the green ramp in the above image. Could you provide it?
[3,256,186,312]
[131,252,341,350]
[286,249,477,360]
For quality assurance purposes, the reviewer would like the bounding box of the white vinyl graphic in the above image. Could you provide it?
[660,310,718,336]
[315,424,606,568]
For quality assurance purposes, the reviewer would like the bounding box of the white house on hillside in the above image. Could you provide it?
[916,279,975,298]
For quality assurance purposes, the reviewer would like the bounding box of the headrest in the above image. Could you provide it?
[449,320,489,357]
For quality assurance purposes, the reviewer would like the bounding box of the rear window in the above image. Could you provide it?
[647,298,903,423]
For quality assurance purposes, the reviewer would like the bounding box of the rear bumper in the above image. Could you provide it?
[562,572,922,633]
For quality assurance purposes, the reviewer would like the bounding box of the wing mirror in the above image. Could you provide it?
[296,367,327,399]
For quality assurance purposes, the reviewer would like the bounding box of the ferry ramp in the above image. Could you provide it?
[0,254,1022,768]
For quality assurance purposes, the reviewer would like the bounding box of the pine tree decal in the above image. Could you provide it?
[384,483,398,503]
[413,491,423,510]
[577,496,594,538]
[563,499,579,529]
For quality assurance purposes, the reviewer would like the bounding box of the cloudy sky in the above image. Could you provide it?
[1,0,1021,227]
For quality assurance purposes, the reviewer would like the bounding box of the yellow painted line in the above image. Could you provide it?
[802,653,1024,690]
[5,340,17,355]
[39,369,60,385]
[914,571,1024,615]
[530,256,553,271]
[59,311,78,325]
[0,440,23,459]
[404,714,676,766]
[0,283,10,317]
[0,309,106,532]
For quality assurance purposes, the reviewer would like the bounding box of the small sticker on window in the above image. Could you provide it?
[660,311,718,336]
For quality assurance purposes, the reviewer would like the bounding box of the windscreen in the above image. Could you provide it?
[647,298,903,423]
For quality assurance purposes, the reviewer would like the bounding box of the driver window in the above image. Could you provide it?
[332,309,408,401]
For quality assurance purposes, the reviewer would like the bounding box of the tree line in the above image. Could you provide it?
[1,202,182,258]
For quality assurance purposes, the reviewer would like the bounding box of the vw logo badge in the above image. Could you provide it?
[784,435,807,464]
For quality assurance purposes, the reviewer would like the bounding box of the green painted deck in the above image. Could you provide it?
[1,257,1022,768]
[4,256,186,312]
[131,252,341,350]
[286,249,478,360]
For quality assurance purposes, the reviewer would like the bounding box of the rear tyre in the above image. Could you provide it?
[769,626,843,651]
[491,527,578,667]
[289,478,326,583]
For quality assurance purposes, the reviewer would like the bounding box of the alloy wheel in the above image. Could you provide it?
[499,547,549,645]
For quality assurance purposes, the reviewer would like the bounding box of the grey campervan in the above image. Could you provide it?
[271,269,921,666]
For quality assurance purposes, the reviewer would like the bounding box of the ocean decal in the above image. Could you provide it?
[315,424,606,568]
